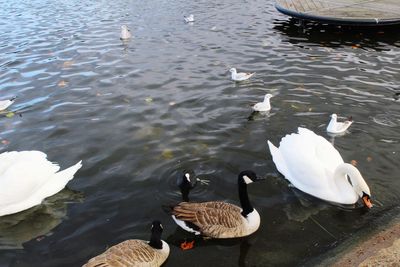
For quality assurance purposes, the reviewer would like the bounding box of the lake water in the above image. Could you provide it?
[1,0,399,266]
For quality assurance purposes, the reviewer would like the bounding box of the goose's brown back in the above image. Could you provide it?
[172,201,249,238]
[83,239,166,267]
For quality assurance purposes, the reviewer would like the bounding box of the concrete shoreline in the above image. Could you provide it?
[306,206,400,267]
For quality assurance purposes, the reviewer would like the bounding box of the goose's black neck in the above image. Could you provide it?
[238,178,254,217]
[148,229,163,249]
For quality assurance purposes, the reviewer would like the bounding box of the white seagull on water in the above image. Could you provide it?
[253,94,272,112]
[120,25,132,40]
[0,97,16,111]
[184,14,194,23]
[230,68,255,81]
[326,113,353,134]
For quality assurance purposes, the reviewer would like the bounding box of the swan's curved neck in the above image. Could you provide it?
[238,180,253,217]
[333,163,363,190]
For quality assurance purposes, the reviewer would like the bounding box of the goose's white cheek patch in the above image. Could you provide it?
[243,175,253,184]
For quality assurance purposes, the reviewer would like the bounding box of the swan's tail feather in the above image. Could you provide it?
[36,161,82,200]
[267,141,289,178]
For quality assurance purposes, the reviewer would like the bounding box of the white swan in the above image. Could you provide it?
[253,94,272,112]
[229,68,255,81]
[327,114,353,134]
[0,97,16,111]
[120,25,132,40]
[267,127,372,208]
[184,14,194,23]
[0,151,82,216]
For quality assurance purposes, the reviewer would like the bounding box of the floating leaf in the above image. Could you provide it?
[366,156,372,162]
[161,149,173,159]
[58,80,68,87]
[1,139,10,145]
[145,97,153,103]
[62,61,74,68]
[351,44,360,49]
[350,160,357,166]
[6,112,15,118]
[291,104,299,110]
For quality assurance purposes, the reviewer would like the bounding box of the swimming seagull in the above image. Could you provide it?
[326,113,353,134]
[120,25,132,40]
[0,97,16,111]
[230,68,255,81]
[253,94,273,112]
[184,14,194,23]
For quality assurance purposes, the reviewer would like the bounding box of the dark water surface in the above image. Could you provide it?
[1,0,400,266]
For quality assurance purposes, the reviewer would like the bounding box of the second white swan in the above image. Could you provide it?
[267,127,372,208]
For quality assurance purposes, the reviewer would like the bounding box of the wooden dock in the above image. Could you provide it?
[275,0,400,26]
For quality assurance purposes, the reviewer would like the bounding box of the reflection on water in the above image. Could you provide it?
[0,0,400,266]
[0,189,83,249]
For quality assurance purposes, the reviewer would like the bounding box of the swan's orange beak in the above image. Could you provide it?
[362,195,373,208]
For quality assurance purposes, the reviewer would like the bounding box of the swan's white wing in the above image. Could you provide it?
[270,128,344,201]
[0,152,60,206]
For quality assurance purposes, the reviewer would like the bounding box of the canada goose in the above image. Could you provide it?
[253,94,273,112]
[177,170,209,202]
[268,127,372,208]
[0,97,16,111]
[83,221,170,267]
[229,68,255,81]
[170,170,262,238]
[326,114,353,134]
[0,151,82,216]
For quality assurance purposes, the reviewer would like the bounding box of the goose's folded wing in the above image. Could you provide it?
[172,201,244,236]
[83,240,155,267]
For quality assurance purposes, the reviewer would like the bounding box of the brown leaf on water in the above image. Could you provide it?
[350,160,357,166]
[161,149,173,160]
[62,61,74,68]
[6,112,15,118]
[1,139,10,145]
[58,80,68,87]
[366,156,372,162]
[351,44,360,49]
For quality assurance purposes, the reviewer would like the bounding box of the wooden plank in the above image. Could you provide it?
[275,0,400,25]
